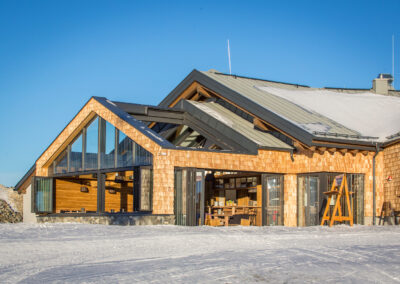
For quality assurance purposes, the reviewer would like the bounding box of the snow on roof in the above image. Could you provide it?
[256,86,400,142]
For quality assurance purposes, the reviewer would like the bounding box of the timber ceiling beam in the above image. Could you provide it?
[327,148,337,154]
[253,118,270,131]
[349,149,359,156]
[361,150,369,156]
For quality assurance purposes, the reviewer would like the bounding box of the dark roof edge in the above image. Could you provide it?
[323,87,371,91]
[14,164,36,191]
[312,136,381,149]
[94,97,177,149]
[382,137,400,147]
[159,69,199,107]
[113,101,182,114]
[211,71,310,88]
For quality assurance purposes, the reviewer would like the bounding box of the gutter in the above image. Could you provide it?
[372,143,381,225]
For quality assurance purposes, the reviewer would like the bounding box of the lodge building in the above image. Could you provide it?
[15,70,400,226]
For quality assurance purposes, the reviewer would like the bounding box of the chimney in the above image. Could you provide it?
[372,73,394,95]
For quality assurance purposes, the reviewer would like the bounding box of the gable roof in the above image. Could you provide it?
[160,69,399,146]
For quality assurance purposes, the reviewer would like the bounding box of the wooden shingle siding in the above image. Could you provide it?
[383,142,400,211]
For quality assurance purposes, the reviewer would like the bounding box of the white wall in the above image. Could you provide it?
[23,185,37,223]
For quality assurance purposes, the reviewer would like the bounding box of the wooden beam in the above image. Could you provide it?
[197,86,212,98]
[361,150,369,156]
[317,147,327,154]
[253,118,270,131]
[189,92,201,101]
[293,141,305,151]
[309,146,316,151]
[349,149,359,156]
[327,147,337,154]
[339,148,348,155]
[169,82,199,107]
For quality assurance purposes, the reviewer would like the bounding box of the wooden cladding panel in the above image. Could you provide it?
[104,181,133,212]
[55,179,97,212]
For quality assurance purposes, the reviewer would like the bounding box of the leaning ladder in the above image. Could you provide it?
[320,174,354,227]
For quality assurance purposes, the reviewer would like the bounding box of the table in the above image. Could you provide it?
[207,205,261,226]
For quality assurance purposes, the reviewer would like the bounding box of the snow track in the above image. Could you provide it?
[0,224,399,283]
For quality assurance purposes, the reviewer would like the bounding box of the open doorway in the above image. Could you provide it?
[174,168,284,226]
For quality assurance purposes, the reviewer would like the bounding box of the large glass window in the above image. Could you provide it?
[70,133,83,172]
[54,149,68,174]
[100,121,116,169]
[51,115,153,174]
[85,117,99,170]
[117,132,133,167]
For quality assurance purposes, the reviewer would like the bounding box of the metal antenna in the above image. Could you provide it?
[393,34,395,81]
[227,39,232,75]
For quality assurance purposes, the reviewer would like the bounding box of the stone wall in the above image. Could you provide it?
[37,214,175,225]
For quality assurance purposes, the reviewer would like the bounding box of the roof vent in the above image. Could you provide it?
[207,69,220,74]
[373,73,394,94]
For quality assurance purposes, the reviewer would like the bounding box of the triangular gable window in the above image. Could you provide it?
[51,115,153,175]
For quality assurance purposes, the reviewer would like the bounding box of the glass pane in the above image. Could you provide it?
[54,149,68,174]
[309,177,318,206]
[350,174,364,225]
[85,117,99,170]
[135,143,153,166]
[308,177,319,226]
[117,131,133,167]
[70,133,83,172]
[140,168,152,211]
[35,178,53,213]
[267,176,283,226]
[195,171,203,225]
[101,121,116,169]
[104,171,134,213]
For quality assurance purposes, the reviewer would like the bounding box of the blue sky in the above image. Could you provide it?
[1,0,400,186]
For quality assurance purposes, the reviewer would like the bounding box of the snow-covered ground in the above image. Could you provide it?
[0,224,399,283]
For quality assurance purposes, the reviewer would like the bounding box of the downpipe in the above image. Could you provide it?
[372,143,381,225]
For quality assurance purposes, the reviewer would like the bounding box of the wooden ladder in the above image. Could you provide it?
[320,174,354,227]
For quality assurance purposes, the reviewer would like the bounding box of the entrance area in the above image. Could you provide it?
[174,168,284,226]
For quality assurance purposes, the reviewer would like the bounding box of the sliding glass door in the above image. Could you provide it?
[174,168,205,226]
[262,175,284,226]
[298,175,319,226]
